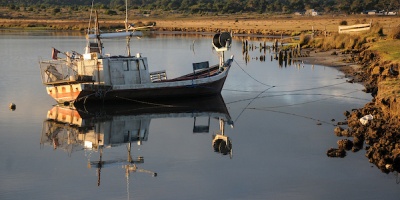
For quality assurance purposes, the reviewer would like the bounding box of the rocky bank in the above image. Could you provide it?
[327,49,400,174]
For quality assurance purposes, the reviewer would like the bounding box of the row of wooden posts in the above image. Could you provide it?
[242,39,309,65]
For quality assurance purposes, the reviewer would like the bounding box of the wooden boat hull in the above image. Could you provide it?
[81,75,227,103]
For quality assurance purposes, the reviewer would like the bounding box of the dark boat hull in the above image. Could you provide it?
[78,75,227,104]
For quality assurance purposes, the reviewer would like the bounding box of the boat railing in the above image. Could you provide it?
[41,120,83,152]
[149,70,167,82]
[39,59,96,85]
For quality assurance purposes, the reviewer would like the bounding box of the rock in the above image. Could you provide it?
[334,126,344,136]
[327,148,346,158]
[341,129,351,137]
[337,139,354,150]
[9,103,16,111]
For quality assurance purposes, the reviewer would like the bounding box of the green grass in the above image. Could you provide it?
[369,39,400,64]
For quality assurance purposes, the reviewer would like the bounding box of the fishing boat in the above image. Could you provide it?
[39,9,233,105]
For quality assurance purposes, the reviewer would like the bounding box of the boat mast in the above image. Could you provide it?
[125,0,131,57]
[95,10,102,55]
[86,1,94,38]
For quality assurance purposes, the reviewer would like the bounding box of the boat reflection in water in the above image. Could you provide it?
[40,95,234,186]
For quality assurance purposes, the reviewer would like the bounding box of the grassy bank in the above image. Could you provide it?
[369,40,400,64]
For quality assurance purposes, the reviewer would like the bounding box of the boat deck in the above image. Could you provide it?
[155,65,221,83]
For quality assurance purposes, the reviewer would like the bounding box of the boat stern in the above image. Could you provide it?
[46,84,84,104]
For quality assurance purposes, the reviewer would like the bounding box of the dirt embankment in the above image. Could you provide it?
[328,49,400,173]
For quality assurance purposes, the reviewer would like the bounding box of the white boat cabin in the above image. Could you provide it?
[40,50,163,86]
[82,52,151,85]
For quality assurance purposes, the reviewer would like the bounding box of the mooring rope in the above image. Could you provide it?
[233,85,275,123]
[248,107,337,126]
[229,58,353,96]
[249,90,367,109]
[233,59,275,87]
[228,58,369,124]
[114,96,177,108]
[226,89,368,105]
[265,82,349,93]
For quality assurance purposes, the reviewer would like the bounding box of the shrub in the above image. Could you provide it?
[105,9,117,15]
[53,8,61,14]
[378,27,384,36]
[299,33,311,46]
[145,21,156,26]
[388,26,400,39]
[135,21,145,27]
[369,22,384,37]
[118,6,125,11]
[339,20,348,25]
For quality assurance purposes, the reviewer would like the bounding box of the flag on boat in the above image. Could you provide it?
[52,48,60,60]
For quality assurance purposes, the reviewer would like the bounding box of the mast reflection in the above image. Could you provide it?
[40,95,234,186]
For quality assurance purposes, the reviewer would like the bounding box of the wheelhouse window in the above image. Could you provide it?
[123,61,128,71]
[130,59,146,71]
[138,59,146,70]
[130,60,139,71]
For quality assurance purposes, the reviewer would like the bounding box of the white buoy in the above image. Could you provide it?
[9,103,16,111]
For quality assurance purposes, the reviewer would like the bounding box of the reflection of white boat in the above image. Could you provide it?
[40,95,233,154]
[39,8,233,105]
[40,95,233,186]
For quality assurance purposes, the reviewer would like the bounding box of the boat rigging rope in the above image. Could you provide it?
[233,85,275,123]
[114,95,179,108]
[233,60,275,87]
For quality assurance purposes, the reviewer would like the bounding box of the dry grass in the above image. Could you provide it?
[379,79,400,99]
[388,26,400,39]
[306,33,368,50]
[302,21,392,51]
[0,6,399,34]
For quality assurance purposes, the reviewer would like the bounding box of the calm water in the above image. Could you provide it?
[0,30,399,200]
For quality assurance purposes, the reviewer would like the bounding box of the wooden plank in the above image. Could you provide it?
[339,23,371,33]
